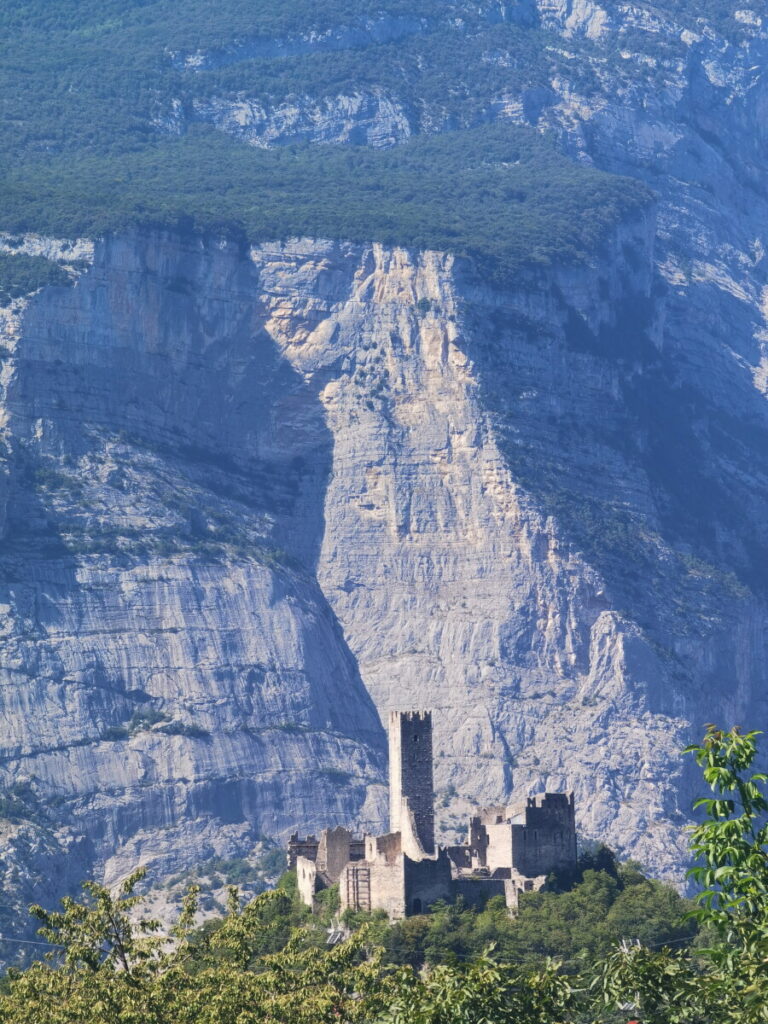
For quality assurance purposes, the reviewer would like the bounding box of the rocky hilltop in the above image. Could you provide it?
[1,0,767,932]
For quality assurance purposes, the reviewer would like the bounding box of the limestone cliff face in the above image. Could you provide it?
[250,212,765,882]
[2,195,765,906]
[0,231,388,918]
[3,1,768,922]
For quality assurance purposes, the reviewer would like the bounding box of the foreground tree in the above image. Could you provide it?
[0,878,393,1024]
[0,724,766,1024]
[383,951,577,1024]
[592,725,768,1024]
[685,725,768,1021]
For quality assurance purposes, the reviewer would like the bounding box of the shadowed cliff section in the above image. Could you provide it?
[467,267,768,624]
[461,259,768,755]
[0,229,386,904]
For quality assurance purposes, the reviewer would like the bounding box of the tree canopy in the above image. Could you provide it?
[0,725,766,1023]
[0,0,654,298]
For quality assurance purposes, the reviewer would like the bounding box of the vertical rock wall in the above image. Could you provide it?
[0,231,387,905]
[252,213,767,881]
[1,182,767,900]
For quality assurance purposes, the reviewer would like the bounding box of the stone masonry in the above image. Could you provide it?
[290,710,578,919]
[388,710,435,856]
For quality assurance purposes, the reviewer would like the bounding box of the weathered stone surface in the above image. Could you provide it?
[190,90,412,149]
[158,1,768,889]
[248,221,765,884]
[2,2,768,935]
[0,231,388,928]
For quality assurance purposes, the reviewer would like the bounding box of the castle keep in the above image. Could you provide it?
[389,710,435,856]
[289,710,577,919]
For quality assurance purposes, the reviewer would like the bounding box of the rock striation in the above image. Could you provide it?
[0,230,390,930]
[2,1,768,936]
[159,4,768,883]
[190,90,412,150]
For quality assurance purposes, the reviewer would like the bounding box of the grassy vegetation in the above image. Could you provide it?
[186,20,553,111]
[0,0,449,56]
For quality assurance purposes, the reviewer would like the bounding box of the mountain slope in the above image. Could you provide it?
[0,0,767,928]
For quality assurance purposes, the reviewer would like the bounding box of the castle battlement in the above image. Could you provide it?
[290,710,577,920]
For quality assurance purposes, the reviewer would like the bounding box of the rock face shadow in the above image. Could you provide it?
[0,227,386,893]
[459,245,768,731]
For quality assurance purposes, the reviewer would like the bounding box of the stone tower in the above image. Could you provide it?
[389,710,435,855]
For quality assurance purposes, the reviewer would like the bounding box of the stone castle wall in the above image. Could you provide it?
[300,713,578,919]
[388,710,435,855]
[510,793,577,877]
[402,849,452,916]
[452,876,512,911]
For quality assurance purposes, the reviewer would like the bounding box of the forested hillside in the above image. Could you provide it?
[0,1,649,284]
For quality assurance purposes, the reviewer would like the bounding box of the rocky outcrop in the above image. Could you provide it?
[190,90,411,149]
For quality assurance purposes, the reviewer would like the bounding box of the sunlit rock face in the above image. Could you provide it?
[247,211,766,885]
[2,2,768,933]
[2,184,766,909]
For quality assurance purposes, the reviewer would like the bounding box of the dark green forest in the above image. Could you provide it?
[337,849,698,969]
[0,0,650,294]
[0,126,650,287]
[0,0,756,291]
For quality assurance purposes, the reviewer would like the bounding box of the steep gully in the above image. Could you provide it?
[3,1,768,921]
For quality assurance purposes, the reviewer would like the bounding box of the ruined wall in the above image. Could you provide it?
[288,834,319,869]
[402,849,453,916]
[446,845,472,870]
[452,877,510,911]
[365,832,402,863]
[316,826,357,882]
[341,831,406,917]
[296,855,318,908]
[510,793,577,877]
[341,855,406,919]
[484,822,515,874]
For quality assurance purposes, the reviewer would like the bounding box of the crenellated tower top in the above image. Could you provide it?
[388,710,435,855]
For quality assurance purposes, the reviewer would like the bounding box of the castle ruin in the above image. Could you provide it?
[289,710,577,919]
